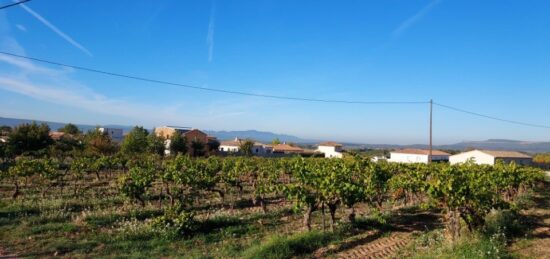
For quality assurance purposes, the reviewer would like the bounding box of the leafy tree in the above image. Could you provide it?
[49,133,84,158]
[206,138,220,155]
[0,142,5,159]
[0,125,12,136]
[190,139,205,157]
[58,123,81,135]
[533,153,550,164]
[147,133,165,156]
[8,122,53,156]
[239,139,255,156]
[169,133,187,156]
[271,138,281,145]
[121,126,149,155]
[84,128,117,156]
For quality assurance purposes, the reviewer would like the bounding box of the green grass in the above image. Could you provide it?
[242,230,335,259]
[411,233,512,259]
[30,222,78,234]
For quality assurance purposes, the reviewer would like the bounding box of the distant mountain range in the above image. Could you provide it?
[203,130,308,143]
[1,116,549,153]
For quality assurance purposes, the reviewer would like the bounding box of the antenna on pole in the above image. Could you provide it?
[429,99,433,164]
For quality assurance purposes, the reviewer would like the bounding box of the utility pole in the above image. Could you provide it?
[429,99,433,164]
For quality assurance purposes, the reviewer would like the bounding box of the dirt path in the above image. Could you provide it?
[509,181,550,258]
[314,211,441,258]
[335,231,413,259]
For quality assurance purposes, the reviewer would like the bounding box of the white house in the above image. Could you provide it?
[317,142,344,158]
[388,149,450,164]
[449,150,532,166]
[219,138,273,155]
[99,127,123,142]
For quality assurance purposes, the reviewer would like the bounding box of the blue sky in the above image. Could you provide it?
[0,0,549,144]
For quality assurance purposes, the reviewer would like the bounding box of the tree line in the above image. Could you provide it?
[0,122,220,160]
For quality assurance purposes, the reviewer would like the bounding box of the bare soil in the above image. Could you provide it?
[509,182,550,259]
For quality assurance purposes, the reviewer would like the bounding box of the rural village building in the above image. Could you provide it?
[272,143,304,154]
[388,149,450,164]
[219,137,273,155]
[154,126,192,139]
[317,141,343,158]
[154,126,215,155]
[449,150,532,166]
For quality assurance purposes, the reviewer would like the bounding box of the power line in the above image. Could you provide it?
[2,51,549,130]
[0,51,427,105]
[0,0,31,10]
[434,102,550,129]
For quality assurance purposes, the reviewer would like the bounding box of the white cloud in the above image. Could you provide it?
[0,33,182,126]
[0,77,178,123]
[17,1,93,57]
[393,0,441,37]
[207,1,215,62]
[0,53,66,75]
[15,24,26,32]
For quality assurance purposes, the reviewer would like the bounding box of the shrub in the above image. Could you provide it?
[151,205,197,239]
[484,209,524,239]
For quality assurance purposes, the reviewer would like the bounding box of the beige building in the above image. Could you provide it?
[154,126,192,139]
[154,126,214,155]
[449,150,532,166]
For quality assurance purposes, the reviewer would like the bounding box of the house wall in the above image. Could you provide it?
[251,145,265,155]
[318,146,343,158]
[154,127,176,139]
[449,150,495,165]
[220,145,239,152]
[389,153,428,163]
[184,130,208,143]
[219,144,272,155]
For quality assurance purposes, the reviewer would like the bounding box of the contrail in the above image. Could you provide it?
[17,1,93,57]
[207,1,215,62]
[393,0,441,37]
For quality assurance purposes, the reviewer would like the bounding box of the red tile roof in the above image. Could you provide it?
[273,144,304,153]
[49,131,66,141]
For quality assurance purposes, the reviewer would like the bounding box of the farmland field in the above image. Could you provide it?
[0,154,547,258]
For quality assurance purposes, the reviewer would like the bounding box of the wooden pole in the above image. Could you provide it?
[429,99,433,164]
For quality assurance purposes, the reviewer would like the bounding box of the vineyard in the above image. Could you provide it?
[0,152,545,258]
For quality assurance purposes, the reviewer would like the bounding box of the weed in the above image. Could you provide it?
[242,230,334,259]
